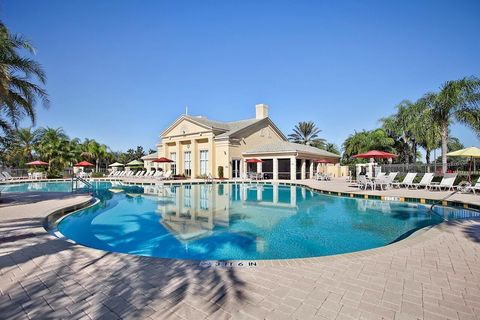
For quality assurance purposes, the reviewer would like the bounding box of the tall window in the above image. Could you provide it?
[170,152,176,175]
[184,151,191,176]
[200,150,209,175]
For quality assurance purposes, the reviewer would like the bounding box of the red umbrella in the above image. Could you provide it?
[314,159,332,164]
[74,161,94,167]
[352,150,398,159]
[26,160,48,166]
[152,157,173,163]
[245,158,263,163]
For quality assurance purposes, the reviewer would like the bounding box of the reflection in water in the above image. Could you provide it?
[59,183,448,260]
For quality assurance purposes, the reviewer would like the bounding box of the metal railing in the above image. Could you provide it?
[71,176,93,194]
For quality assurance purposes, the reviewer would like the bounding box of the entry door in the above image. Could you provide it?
[232,159,241,178]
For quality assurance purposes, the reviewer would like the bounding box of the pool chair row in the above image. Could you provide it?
[108,170,173,180]
[0,171,30,181]
[353,172,479,193]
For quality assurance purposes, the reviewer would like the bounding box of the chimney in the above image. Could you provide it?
[255,103,269,119]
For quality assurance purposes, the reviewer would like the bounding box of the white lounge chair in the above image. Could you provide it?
[463,177,480,194]
[158,170,172,180]
[2,172,23,180]
[410,173,434,189]
[427,173,457,191]
[357,175,374,190]
[392,172,417,188]
[375,172,398,190]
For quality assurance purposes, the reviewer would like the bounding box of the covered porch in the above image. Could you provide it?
[241,155,338,180]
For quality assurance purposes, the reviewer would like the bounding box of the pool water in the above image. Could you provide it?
[0,181,111,193]
[56,183,447,260]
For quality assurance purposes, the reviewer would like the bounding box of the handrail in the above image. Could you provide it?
[71,176,93,194]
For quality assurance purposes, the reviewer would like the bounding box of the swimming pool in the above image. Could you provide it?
[53,182,451,260]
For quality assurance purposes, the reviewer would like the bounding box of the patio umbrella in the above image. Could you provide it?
[245,158,263,163]
[352,150,398,160]
[74,161,94,167]
[152,157,173,163]
[446,147,480,182]
[126,160,144,166]
[108,162,124,167]
[26,160,48,166]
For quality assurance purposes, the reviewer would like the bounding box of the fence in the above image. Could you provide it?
[380,162,479,176]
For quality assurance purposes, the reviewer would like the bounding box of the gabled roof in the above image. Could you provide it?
[244,141,340,158]
[161,114,287,140]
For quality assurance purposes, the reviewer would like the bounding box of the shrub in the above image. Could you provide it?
[91,172,104,178]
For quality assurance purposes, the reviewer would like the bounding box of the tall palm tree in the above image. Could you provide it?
[81,139,108,171]
[416,108,441,164]
[288,121,326,147]
[421,77,480,172]
[381,100,425,164]
[342,129,395,162]
[36,127,70,173]
[0,21,48,132]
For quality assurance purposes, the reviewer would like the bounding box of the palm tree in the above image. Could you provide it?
[81,139,108,171]
[36,127,70,173]
[0,21,48,132]
[289,121,326,147]
[381,100,425,164]
[416,108,441,164]
[13,127,39,162]
[421,77,480,172]
[342,129,395,162]
[324,143,340,155]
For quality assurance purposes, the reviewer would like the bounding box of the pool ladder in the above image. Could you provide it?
[71,176,93,194]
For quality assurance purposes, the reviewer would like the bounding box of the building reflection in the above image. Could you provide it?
[144,184,301,245]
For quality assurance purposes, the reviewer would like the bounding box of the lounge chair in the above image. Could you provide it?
[427,173,457,191]
[410,173,434,189]
[463,177,480,194]
[357,175,374,190]
[375,172,398,190]
[2,172,22,180]
[392,172,417,188]
[158,170,172,180]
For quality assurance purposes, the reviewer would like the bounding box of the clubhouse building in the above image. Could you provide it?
[143,104,345,180]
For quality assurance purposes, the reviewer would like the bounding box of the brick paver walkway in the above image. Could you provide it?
[0,190,479,319]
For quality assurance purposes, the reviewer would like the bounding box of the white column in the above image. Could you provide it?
[301,159,306,180]
[273,157,279,180]
[309,161,314,179]
[290,156,296,181]
[191,140,197,178]
[257,161,262,173]
[242,159,247,179]
[208,137,215,176]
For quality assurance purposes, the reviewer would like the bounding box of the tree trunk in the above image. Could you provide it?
[411,141,417,164]
[441,123,448,174]
[425,150,431,164]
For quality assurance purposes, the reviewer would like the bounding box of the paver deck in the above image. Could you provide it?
[0,182,479,319]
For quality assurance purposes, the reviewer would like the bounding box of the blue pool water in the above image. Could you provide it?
[53,183,449,260]
[0,181,111,193]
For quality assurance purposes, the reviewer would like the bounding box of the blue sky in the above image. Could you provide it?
[3,0,479,155]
